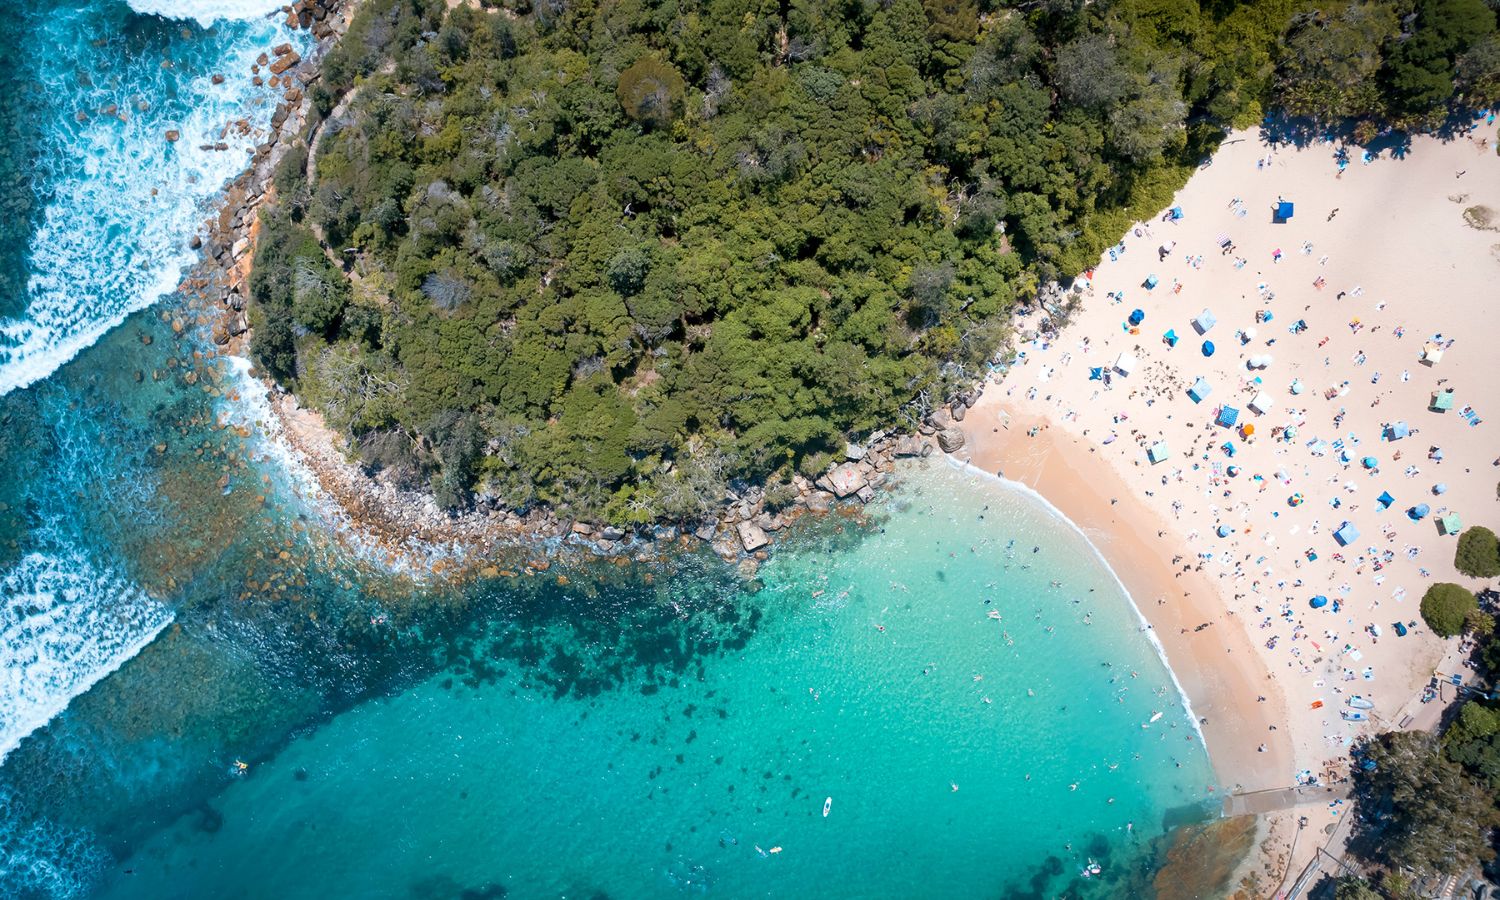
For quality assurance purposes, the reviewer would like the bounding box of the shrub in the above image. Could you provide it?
[1455,526,1500,578]
[1421,582,1479,637]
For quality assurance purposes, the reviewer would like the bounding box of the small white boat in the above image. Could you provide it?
[1149,711,1163,723]
[1341,709,1367,722]
[823,797,832,817]
[1347,696,1375,710]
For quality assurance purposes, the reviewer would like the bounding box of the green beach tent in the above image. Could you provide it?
[1430,390,1454,412]
[1439,513,1463,535]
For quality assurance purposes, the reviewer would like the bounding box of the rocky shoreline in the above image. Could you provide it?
[182,0,987,576]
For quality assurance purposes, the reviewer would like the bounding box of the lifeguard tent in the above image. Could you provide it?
[1274,200,1294,223]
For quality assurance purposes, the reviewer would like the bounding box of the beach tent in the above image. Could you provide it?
[1217,406,1240,427]
[1408,503,1431,521]
[1089,367,1104,381]
[1202,341,1216,357]
[1168,206,1184,221]
[1420,342,1444,365]
[1129,308,1146,326]
[1274,200,1294,222]
[1384,421,1409,441]
[1164,329,1179,347]
[1290,379,1305,395]
[1334,522,1360,546]
[1431,390,1455,412]
[1148,442,1170,464]
[1188,378,1212,403]
[1439,513,1463,535]
[1249,392,1274,415]
[1192,309,1218,334]
[1115,352,1138,376]
[1143,275,1158,290]
[1377,491,1395,510]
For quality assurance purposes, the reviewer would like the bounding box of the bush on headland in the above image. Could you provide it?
[1421,582,1479,636]
[248,0,1500,522]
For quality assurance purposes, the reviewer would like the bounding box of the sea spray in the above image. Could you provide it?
[0,546,172,764]
[126,0,284,26]
[0,4,305,396]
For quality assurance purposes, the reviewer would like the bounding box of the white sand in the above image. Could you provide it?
[963,120,1500,798]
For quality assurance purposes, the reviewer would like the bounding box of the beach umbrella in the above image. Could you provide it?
[1290,379,1305,395]
[1242,326,1257,342]
[1283,426,1298,440]
[1241,423,1256,437]
[1433,483,1447,495]
[1408,503,1430,521]
[1289,493,1304,507]
[1129,308,1145,326]
[1310,595,1328,609]
[1361,456,1378,469]
[1227,465,1241,477]
[1202,340,1216,357]
[1217,525,1233,537]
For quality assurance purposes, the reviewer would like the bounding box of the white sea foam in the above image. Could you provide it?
[0,11,303,397]
[0,548,173,766]
[940,456,1214,761]
[127,0,280,26]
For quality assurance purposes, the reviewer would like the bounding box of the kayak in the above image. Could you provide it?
[823,797,832,817]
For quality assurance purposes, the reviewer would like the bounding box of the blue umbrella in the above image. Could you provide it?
[1310,595,1329,609]
[1202,340,1216,357]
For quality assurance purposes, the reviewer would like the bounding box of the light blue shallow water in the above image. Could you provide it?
[0,3,1224,898]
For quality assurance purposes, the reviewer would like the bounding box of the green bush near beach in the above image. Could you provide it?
[1420,582,1479,636]
[1455,525,1500,578]
[253,0,1500,519]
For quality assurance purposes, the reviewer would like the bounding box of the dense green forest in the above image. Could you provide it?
[251,0,1499,521]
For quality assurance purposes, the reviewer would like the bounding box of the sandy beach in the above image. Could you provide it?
[955,120,1500,876]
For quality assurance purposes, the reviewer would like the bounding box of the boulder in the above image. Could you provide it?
[693,523,717,542]
[269,51,301,76]
[855,485,875,503]
[937,426,966,452]
[928,409,952,429]
[571,521,594,535]
[805,491,833,513]
[844,441,867,461]
[827,462,868,498]
[736,520,770,552]
[893,436,924,457]
[599,525,626,541]
[164,129,180,142]
[950,403,966,422]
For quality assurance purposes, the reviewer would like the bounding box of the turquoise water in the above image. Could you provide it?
[0,3,1220,898]
[90,464,1216,900]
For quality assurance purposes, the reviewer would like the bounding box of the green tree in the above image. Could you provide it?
[1455,525,1500,578]
[617,56,685,130]
[1420,582,1478,637]
[1353,730,1499,877]
[1333,877,1383,900]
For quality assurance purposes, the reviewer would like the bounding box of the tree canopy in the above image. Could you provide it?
[1421,582,1479,637]
[1455,525,1500,579]
[250,0,1499,522]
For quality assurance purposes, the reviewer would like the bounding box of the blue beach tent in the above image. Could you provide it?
[1164,329,1179,347]
[1188,377,1212,403]
[1216,406,1239,428]
[1377,491,1395,510]
[1274,201,1294,222]
[1384,421,1410,441]
[1148,442,1170,464]
[1129,308,1146,326]
[1333,522,1360,546]
[1168,207,1184,221]
[1089,367,1104,381]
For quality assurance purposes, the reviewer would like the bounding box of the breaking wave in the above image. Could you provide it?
[126,0,282,26]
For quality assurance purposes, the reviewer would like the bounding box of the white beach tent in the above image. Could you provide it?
[1249,392,1274,415]
[1420,342,1444,365]
[1192,309,1217,335]
[1114,352,1138,376]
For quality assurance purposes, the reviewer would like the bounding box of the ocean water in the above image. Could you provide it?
[0,2,1227,898]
